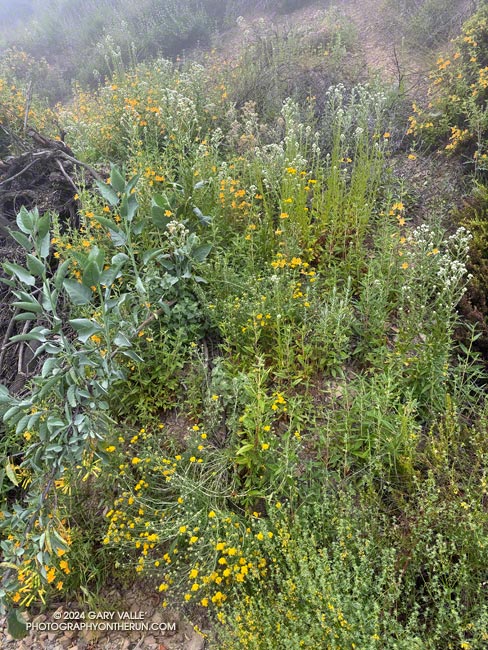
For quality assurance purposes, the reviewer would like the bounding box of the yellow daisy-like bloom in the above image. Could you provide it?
[46,567,56,583]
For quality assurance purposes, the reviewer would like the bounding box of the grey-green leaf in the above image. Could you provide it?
[192,243,212,262]
[63,279,93,305]
[69,318,103,344]
[110,165,125,193]
[95,180,119,206]
[3,262,35,287]
[7,608,27,639]
[26,254,45,277]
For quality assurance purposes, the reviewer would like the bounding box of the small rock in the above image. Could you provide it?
[186,633,205,650]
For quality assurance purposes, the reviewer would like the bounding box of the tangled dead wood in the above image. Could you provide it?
[0,127,101,391]
[0,127,102,236]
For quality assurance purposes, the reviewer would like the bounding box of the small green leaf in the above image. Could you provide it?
[16,206,33,234]
[120,193,138,223]
[7,608,27,639]
[114,332,131,347]
[192,206,212,226]
[120,349,143,363]
[12,300,43,313]
[3,262,35,287]
[110,165,125,193]
[82,261,100,289]
[126,173,140,193]
[5,462,18,486]
[67,384,77,407]
[38,213,50,239]
[192,243,212,262]
[9,230,33,251]
[100,265,123,287]
[0,383,10,400]
[112,252,129,265]
[95,180,119,206]
[135,277,146,297]
[9,325,51,343]
[26,254,45,277]
[151,195,172,229]
[108,230,127,247]
[54,259,72,290]
[142,248,164,265]
[69,318,103,344]
[13,312,37,322]
[39,231,50,259]
[3,403,24,423]
[92,215,122,233]
[159,258,175,270]
[41,358,59,378]
[63,279,93,305]
[235,443,254,455]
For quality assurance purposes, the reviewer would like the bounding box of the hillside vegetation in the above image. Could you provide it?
[1,1,488,648]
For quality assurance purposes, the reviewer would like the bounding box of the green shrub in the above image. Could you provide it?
[220,9,358,121]
[408,4,488,168]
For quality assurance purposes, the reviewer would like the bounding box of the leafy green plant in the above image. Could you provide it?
[0,165,214,614]
[0,202,141,611]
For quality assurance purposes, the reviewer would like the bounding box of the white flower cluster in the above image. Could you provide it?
[402,224,473,318]
[165,220,189,247]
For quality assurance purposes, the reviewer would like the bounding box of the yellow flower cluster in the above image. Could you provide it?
[445,126,470,151]
[219,178,251,215]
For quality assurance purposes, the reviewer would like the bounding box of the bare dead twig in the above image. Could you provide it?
[58,151,104,183]
[0,158,39,186]
[393,45,404,91]
[56,158,80,193]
